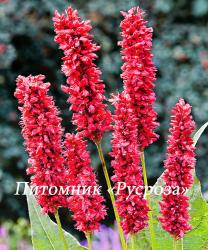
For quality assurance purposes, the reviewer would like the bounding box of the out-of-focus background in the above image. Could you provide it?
[0,0,208,249]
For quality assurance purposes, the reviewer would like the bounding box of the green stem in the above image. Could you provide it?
[54,209,68,250]
[173,238,177,250]
[86,232,92,250]
[96,142,127,250]
[130,234,135,250]
[181,238,183,250]
[141,151,156,250]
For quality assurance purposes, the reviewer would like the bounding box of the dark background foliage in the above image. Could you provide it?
[1,0,208,242]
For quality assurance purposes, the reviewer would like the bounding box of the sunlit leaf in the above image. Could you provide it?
[26,185,87,250]
[193,121,208,146]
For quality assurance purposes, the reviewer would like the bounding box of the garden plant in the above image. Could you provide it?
[14,5,208,250]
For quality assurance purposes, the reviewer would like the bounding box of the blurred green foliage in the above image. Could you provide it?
[0,0,208,222]
[1,218,32,250]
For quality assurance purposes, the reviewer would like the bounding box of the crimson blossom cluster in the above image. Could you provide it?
[14,75,68,214]
[64,133,106,232]
[110,93,149,234]
[159,98,196,239]
[15,75,106,234]
[53,7,111,143]
[15,4,196,248]
[110,7,159,237]
[119,7,158,149]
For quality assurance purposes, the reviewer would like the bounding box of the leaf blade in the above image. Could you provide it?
[26,184,87,250]
[193,121,208,146]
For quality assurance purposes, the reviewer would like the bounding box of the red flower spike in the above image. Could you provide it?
[53,7,111,142]
[64,133,106,233]
[110,92,149,234]
[14,75,68,213]
[119,7,158,149]
[159,98,196,239]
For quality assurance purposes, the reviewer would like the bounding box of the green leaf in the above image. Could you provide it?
[193,121,208,146]
[26,184,87,250]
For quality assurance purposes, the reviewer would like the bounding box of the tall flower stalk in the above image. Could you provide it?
[53,7,111,142]
[119,7,158,149]
[110,93,149,238]
[14,75,69,249]
[159,99,196,244]
[53,7,127,249]
[64,133,106,233]
[118,7,159,249]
